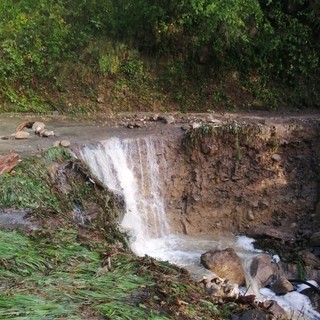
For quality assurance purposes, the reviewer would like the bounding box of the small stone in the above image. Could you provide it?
[158,114,175,124]
[53,141,61,147]
[270,277,294,295]
[14,131,30,139]
[181,124,190,131]
[272,154,282,162]
[192,122,201,129]
[97,95,105,103]
[60,140,71,147]
[41,130,54,137]
[247,210,255,221]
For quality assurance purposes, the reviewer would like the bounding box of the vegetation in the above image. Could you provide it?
[0,149,247,319]
[0,0,319,113]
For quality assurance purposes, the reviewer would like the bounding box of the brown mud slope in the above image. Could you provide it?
[1,112,320,240]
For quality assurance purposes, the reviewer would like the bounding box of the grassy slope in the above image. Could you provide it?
[0,148,240,320]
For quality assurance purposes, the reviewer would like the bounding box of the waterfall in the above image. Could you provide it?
[80,137,170,255]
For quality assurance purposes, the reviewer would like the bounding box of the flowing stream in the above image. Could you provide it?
[81,136,320,320]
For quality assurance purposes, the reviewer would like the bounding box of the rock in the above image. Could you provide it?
[60,140,71,147]
[200,248,246,286]
[238,309,267,320]
[158,114,175,124]
[310,232,320,246]
[0,152,20,175]
[14,131,30,139]
[97,94,105,103]
[39,129,55,137]
[262,300,287,319]
[206,115,222,125]
[248,226,295,242]
[272,154,282,162]
[247,209,255,221]
[300,287,320,312]
[181,124,190,131]
[192,122,201,129]
[149,114,159,121]
[32,121,45,133]
[53,141,61,147]
[270,277,294,295]
[250,254,280,289]
[299,250,320,268]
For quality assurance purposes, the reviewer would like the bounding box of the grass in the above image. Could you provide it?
[0,147,249,319]
[0,227,235,319]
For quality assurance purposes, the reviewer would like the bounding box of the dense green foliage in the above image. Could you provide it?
[0,0,319,112]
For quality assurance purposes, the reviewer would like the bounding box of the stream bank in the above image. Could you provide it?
[1,112,320,319]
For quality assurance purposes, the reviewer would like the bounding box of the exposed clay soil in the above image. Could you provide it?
[1,111,320,253]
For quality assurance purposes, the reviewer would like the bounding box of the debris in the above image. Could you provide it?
[15,121,34,132]
[0,152,20,175]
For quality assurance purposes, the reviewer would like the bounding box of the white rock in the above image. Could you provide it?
[41,130,54,137]
[60,140,71,147]
[32,121,45,133]
[272,154,282,162]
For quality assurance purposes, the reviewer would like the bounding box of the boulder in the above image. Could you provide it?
[250,254,280,289]
[32,121,45,133]
[200,248,246,286]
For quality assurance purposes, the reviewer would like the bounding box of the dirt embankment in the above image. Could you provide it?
[1,112,320,240]
[161,116,320,242]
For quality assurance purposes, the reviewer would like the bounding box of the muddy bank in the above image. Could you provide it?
[1,111,320,247]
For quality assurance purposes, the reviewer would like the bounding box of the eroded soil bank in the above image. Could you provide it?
[1,112,320,318]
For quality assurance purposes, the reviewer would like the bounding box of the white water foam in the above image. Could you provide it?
[80,137,169,254]
[81,136,320,320]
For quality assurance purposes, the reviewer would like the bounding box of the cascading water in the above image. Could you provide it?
[80,137,170,255]
[81,136,320,320]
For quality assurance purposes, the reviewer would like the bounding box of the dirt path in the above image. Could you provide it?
[1,111,319,156]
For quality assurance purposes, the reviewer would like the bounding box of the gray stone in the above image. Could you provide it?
[272,154,282,162]
[53,141,61,147]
